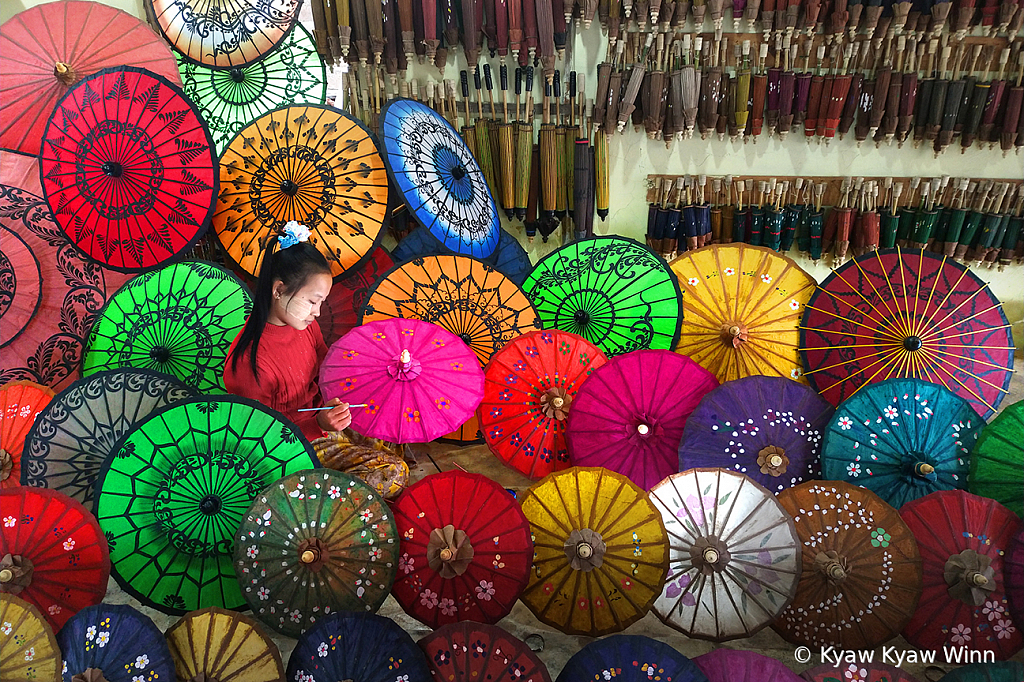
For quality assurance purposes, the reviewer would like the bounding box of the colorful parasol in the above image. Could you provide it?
[58,604,175,682]
[822,378,985,509]
[939,663,1024,682]
[0,0,181,156]
[394,227,534,286]
[213,105,390,280]
[678,375,834,494]
[0,486,109,631]
[392,471,532,627]
[419,622,552,682]
[695,649,803,682]
[0,593,60,682]
[519,466,669,636]
[320,318,485,443]
[319,248,396,347]
[800,248,1015,420]
[1008,527,1024,631]
[0,381,53,490]
[801,663,923,682]
[38,66,217,272]
[379,98,500,259]
[478,329,607,480]
[670,243,816,383]
[93,395,318,615]
[900,490,1023,660]
[83,261,252,393]
[522,236,682,357]
[649,469,802,641]
[175,23,327,154]
[166,607,285,682]
[969,400,1023,517]
[774,481,922,649]
[555,635,708,682]
[566,350,718,491]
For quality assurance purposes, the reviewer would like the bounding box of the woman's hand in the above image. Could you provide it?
[316,398,352,432]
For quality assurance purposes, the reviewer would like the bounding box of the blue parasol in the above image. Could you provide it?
[555,635,708,682]
[394,226,533,285]
[57,604,175,682]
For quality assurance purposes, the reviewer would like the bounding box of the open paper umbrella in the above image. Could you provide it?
[379,98,500,260]
[900,491,1023,660]
[176,23,327,154]
[519,466,669,636]
[234,469,398,637]
[822,378,985,509]
[22,369,194,506]
[0,487,109,631]
[38,66,217,272]
[801,663,923,682]
[0,381,54,490]
[969,400,1023,517]
[678,376,834,494]
[166,607,284,682]
[1008,527,1024,635]
[556,635,707,682]
[774,481,922,649]
[83,261,252,393]
[566,351,717,491]
[93,395,318,615]
[320,318,485,443]
[394,227,534,286]
[0,0,181,156]
[940,663,1024,682]
[213,105,390,280]
[419,622,552,682]
[800,248,1015,420]
[670,244,816,383]
[58,604,175,682]
[0,594,60,682]
[478,330,608,480]
[649,469,802,641]
[319,248,396,347]
[695,649,803,682]
[522,236,682,357]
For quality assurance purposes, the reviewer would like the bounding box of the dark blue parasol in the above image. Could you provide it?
[555,635,708,682]
[57,604,175,682]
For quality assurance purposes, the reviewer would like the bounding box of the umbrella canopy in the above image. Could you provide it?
[0,0,181,156]
[213,104,390,281]
[555,635,708,682]
[93,395,318,615]
[678,375,834,494]
[82,261,253,393]
[1008,527,1024,637]
[670,244,816,383]
[38,66,217,272]
[900,490,1023,660]
[0,594,60,682]
[234,469,398,637]
[379,98,500,259]
[695,649,803,682]
[774,481,922,649]
[0,380,54,490]
[478,329,608,480]
[800,248,1015,420]
[519,466,669,636]
[649,469,802,641]
[394,227,534,286]
[939,663,1024,682]
[419,622,552,682]
[801,663,923,682]
[822,378,985,509]
[319,248,396,347]
[58,603,175,682]
[0,149,42,196]
[0,486,109,631]
[165,607,285,682]
[22,369,194,506]
[522,236,682,357]
[176,23,327,155]
[969,400,1023,517]
[566,350,718,491]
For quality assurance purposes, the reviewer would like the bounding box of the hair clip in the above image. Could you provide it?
[279,221,312,249]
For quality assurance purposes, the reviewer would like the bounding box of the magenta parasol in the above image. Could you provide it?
[695,649,803,682]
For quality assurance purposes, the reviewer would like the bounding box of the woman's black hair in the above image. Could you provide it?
[228,236,332,381]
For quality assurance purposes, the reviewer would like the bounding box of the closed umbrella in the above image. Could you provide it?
[166,608,284,682]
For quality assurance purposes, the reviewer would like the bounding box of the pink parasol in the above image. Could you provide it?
[320,318,485,443]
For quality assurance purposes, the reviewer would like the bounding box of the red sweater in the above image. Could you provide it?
[223,321,328,442]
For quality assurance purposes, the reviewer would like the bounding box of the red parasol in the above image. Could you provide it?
[0,150,42,196]
[420,622,552,682]
[319,248,396,348]
[0,381,53,489]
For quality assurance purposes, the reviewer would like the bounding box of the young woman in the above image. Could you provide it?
[224,222,351,440]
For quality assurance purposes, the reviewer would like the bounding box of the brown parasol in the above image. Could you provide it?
[749,42,769,141]
[539,79,558,221]
[536,0,556,83]
[515,66,535,221]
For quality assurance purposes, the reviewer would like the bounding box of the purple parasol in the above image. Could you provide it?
[695,649,803,682]
[678,375,834,494]
[566,350,718,490]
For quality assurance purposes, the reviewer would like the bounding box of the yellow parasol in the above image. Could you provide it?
[670,244,816,383]
[166,607,284,682]
[518,466,669,636]
[0,594,60,682]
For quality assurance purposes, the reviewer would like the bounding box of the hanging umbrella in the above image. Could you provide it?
[0,594,60,682]
[515,68,536,222]
[556,635,707,682]
[649,469,802,641]
[60,604,174,682]
[1009,527,1024,629]
[566,350,718,491]
[821,377,984,509]
[93,395,318,615]
[166,607,285,682]
[175,24,328,154]
[968,400,1022,517]
[0,0,181,156]
[696,649,804,682]
[670,243,816,383]
[518,466,669,636]
[319,248,396,347]
[774,481,922,649]
[393,227,532,285]
[37,66,216,272]
[320,318,485,443]
[900,490,1023,660]
[939,663,1024,682]
[233,468,399,636]
[21,369,193,506]
[800,248,1015,420]
[802,663,923,682]
[419,622,552,682]
[82,261,252,394]
[0,381,53,490]
[392,471,532,627]
[0,487,109,631]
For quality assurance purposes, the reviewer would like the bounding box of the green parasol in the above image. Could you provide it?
[83,262,252,394]
[94,395,318,615]
[969,400,1023,517]
[176,24,327,154]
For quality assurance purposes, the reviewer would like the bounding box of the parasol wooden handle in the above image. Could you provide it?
[54,62,76,85]
[914,462,935,476]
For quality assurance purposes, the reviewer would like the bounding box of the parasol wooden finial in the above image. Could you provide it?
[300,549,319,564]
[0,568,12,583]
[400,349,411,364]
[703,547,720,564]
[54,62,76,85]
[576,542,594,559]
[914,462,935,476]
[439,547,455,561]
[637,423,650,435]
[552,397,565,408]
[769,454,784,468]
[968,572,989,587]
[826,562,846,581]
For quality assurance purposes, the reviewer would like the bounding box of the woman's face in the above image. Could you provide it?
[273,272,333,330]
